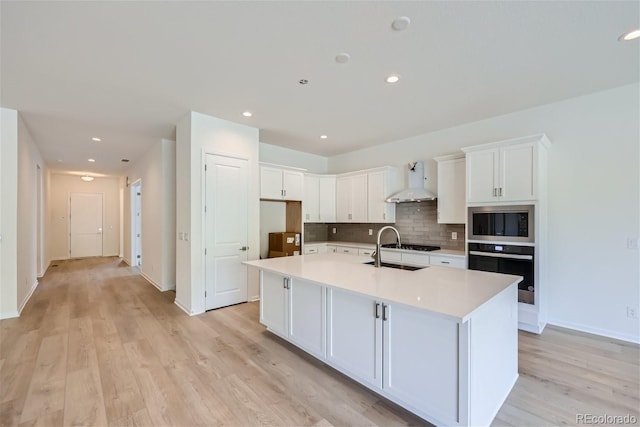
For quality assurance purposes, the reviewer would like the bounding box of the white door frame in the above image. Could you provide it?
[130,180,142,267]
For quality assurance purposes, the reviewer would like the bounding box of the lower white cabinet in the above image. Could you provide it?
[260,271,325,358]
[326,288,459,423]
[429,254,466,269]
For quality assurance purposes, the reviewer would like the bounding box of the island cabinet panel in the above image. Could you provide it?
[260,270,326,359]
[383,303,459,425]
[260,271,288,337]
[288,278,325,359]
[326,288,383,389]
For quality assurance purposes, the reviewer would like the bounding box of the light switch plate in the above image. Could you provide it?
[451,232,458,240]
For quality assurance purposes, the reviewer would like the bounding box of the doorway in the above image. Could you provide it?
[131,180,142,267]
[69,192,103,258]
[204,154,249,310]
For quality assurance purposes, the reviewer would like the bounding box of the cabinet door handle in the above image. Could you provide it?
[441,261,450,264]
[493,188,497,197]
[382,303,388,321]
[499,187,503,197]
[284,189,287,197]
[374,302,381,319]
[283,277,290,289]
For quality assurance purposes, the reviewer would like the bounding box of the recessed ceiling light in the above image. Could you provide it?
[299,79,309,85]
[88,158,95,162]
[386,75,400,84]
[320,135,328,139]
[121,159,130,163]
[57,159,63,163]
[619,29,640,41]
[81,175,94,182]
[392,16,411,31]
[242,111,253,117]
[335,53,351,64]
[91,137,101,142]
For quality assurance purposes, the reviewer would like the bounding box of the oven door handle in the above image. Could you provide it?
[469,250,533,261]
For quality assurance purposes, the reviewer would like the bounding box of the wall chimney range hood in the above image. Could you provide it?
[385,161,437,203]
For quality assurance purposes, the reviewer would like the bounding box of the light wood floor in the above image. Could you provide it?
[1,257,638,426]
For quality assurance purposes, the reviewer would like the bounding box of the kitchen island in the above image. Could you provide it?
[244,253,521,427]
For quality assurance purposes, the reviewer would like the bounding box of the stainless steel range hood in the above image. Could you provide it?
[385,161,437,203]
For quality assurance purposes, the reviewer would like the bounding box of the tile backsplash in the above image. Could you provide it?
[303,201,465,251]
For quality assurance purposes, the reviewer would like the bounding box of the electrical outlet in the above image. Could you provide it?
[369,229,373,236]
[627,237,638,250]
[451,232,457,240]
[627,306,638,319]
[332,227,337,234]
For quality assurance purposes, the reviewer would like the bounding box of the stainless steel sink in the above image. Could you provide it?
[363,261,426,271]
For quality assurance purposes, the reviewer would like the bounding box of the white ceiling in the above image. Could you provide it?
[2,1,638,176]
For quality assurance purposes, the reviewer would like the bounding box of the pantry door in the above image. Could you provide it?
[204,154,249,310]
[70,192,103,258]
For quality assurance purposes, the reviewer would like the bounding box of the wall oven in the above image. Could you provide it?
[468,243,535,304]
[468,205,534,243]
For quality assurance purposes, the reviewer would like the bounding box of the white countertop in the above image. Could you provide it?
[245,253,520,322]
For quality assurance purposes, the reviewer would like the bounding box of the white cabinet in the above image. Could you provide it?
[303,175,320,222]
[380,250,430,267]
[429,254,466,269]
[335,246,359,255]
[260,270,288,336]
[434,155,465,224]
[463,136,549,204]
[260,165,304,201]
[326,288,382,389]
[259,271,325,358]
[326,245,337,253]
[336,173,368,222]
[367,168,399,223]
[358,248,374,257]
[304,174,336,223]
[326,289,459,423]
[383,303,459,423]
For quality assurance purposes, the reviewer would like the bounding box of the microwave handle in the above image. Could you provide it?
[469,250,533,261]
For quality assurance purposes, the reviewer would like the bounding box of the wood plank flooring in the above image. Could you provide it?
[1,257,638,426]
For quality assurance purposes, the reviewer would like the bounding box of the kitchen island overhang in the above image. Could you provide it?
[245,253,521,426]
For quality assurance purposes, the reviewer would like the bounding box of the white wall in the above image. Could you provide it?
[1,108,48,319]
[123,139,176,291]
[1,108,19,318]
[49,173,120,260]
[259,142,329,173]
[329,83,640,343]
[176,112,260,315]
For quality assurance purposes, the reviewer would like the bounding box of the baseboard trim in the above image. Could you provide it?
[140,271,163,291]
[18,279,39,314]
[0,310,20,320]
[249,295,260,302]
[174,298,204,316]
[547,318,640,344]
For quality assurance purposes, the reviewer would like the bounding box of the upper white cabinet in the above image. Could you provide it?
[462,135,550,204]
[336,173,368,222]
[434,154,465,224]
[336,167,399,223]
[260,165,304,201]
[303,174,336,223]
[367,167,400,223]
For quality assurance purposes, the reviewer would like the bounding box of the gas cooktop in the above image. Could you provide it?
[380,243,441,252]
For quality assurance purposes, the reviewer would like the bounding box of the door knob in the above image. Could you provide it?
[239,246,248,251]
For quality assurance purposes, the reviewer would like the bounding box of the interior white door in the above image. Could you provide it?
[70,192,103,258]
[205,154,249,310]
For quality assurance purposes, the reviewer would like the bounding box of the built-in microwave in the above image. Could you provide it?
[468,205,534,243]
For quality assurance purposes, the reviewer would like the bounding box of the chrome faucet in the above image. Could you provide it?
[371,226,401,268]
